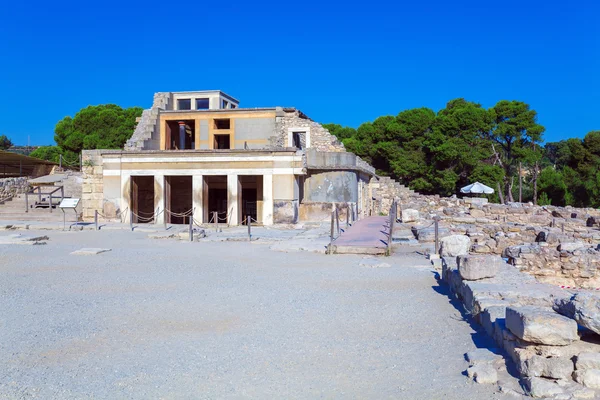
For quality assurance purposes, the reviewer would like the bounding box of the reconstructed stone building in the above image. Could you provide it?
[82,90,379,225]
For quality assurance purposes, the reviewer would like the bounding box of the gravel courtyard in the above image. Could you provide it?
[0,230,518,399]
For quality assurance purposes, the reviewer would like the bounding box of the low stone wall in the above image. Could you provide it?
[0,177,29,197]
[441,253,600,398]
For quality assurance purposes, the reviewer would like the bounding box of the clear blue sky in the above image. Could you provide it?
[0,0,597,146]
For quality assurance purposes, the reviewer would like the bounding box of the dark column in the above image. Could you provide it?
[178,122,186,150]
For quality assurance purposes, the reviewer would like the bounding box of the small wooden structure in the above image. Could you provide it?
[25,174,66,213]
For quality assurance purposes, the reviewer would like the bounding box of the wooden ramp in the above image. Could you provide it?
[330,216,390,255]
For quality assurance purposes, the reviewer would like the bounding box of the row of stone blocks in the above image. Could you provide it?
[441,250,600,398]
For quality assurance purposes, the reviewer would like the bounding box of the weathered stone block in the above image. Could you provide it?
[524,377,564,398]
[559,242,587,252]
[439,235,470,257]
[466,364,498,384]
[458,255,501,281]
[577,353,600,370]
[506,306,578,346]
[554,293,600,336]
[522,355,574,379]
[574,369,600,389]
[401,209,419,222]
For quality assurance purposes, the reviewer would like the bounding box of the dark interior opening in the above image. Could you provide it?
[165,176,192,224]
[205,176,228,223]
[240,175,261,225]
[214,134,231,150]
[166,120,195,150]
[214,119,231,130]
[131,176,155,223]
[293,132,302,149]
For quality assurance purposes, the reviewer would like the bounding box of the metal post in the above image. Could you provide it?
[335,208,340,236]
[79,153,82,172]
[329,210,335,254]
[214,211,218,232]
[189,214,193,242]
[95,210,98,231]
[434,217,440,255]
[164,209,167,230]
[346,206,349,228]
[25,192,28,212]
[130,210,133,231]
[247,215,251,241]
[386,203,395,256]
[38,187,41,205]
[59,154,62,169]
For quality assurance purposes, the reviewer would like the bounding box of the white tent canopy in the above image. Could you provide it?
[460,182,494,194]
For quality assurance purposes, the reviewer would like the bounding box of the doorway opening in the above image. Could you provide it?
[165,176,192,224]
[204,176,228,223]
[131,176,155,223]
[166,120,195,150]
[240,175,262,225]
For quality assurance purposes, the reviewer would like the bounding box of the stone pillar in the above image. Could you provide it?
[192,175,203,224]
[178,122,186,150]
[227,174,239,225]
[154,173,165,224]
[263,174,273,226]
[121,174,131,223]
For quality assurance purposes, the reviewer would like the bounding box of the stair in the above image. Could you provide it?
[0,194,68,222]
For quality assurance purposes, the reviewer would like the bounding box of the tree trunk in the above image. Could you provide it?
[533,161,538,205]
[519,162,522,203]
[497,182,505,204]
[507,176,515,203]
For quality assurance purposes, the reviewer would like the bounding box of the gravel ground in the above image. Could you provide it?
[0,230,519,399]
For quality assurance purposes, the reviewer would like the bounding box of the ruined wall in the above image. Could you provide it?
[81,150,124,221]
[271,109,346,152]
[304,171,358,203]
[0,177,28,197]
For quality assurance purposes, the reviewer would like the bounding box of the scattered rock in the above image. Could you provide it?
[466,364,498,384]
[70,248,112,255]
[505,306,578,346]
[465,348,503,365]
[470,209,485,218]
[535,231,546,243]
[439,235,470,257]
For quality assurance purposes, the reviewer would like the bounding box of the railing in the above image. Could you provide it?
[0,192,15,205]
[327,203,358,255]
[25,186,64,213]
[94,207,129,230]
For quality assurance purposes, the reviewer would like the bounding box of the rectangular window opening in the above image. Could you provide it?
[214,118,231,130]
[196,98,209,110]
[177,99,191,110]
[293,132,302,149]
[214,134,230,150]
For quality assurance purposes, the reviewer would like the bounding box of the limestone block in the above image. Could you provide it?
[577,353,600,370]
[465,348,503,365]
[506,306,578,346]
[466,364,498,384]
[401,209,419,223]
[574,369,600,389]
[439,235,470,257]
[524,377,564,398]
[554,293,600,336]
[470,209,485,218]
[522,355,574,379]
[70,248,111,255]
[559,242,587,252]
[458,255,501,281]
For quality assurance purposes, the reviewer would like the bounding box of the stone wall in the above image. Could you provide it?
[0,177,28,198]
[271,109,346,152]
[441,253,600,398]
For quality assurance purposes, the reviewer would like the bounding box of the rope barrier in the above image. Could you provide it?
[412,220,437,232]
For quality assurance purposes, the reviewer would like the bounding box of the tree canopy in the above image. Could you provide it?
[0,135,13,150]
[324,98,597,206]
[30,104,143,165]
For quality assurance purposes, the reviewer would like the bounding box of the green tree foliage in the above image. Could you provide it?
[0,135,13,150]
[29,146,62,163]
[30,104,143,165]
[55,104,143,158]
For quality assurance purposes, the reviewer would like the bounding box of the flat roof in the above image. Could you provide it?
[101,149,299,157]
[0,150,58,177]
[169,90,240,103]
[161,107,282,114]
